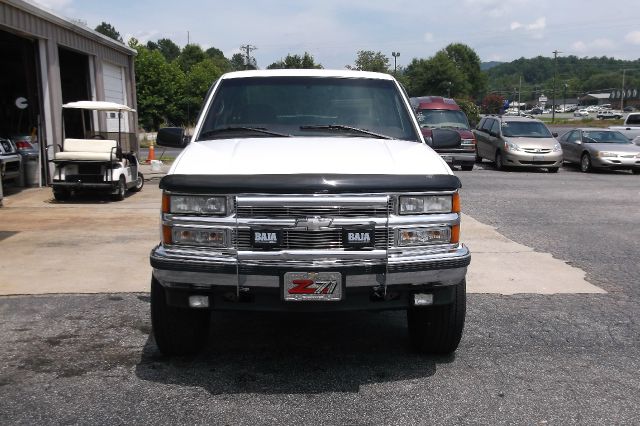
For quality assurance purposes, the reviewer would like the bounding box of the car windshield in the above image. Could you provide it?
[501,121,553,138]
[583,131,631,144]
[416,109,469,130]
[197,76,419,141]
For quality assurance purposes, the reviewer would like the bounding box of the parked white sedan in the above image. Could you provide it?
[573,109,589,117]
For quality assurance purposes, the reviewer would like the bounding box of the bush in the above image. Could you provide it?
[455,98,481,127]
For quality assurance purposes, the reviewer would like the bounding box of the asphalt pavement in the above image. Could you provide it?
[1,165,639,424]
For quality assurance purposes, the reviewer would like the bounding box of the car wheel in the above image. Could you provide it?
[407,279,466,355]
[475,152,483,163]
[53,189,70,201]
[461,163,474,171]
[547,167,559,173]
[495,152,505,170]
[151,277,210,356]
[580,153,592,173]
[111,176,126,201]
[130,172,144,192]
[632,169,640,175]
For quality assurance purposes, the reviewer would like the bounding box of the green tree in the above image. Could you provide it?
[205,46,232,73]
[455,98,481,127]
[94,22,122,42]
[444,43,487,98]
[182,59,224,124]
[156,38,181,62]
[347,50,390,72]
[404,52,468,97]
[177,44,206,73]
[267,52,322,69]
[229,53,246,71]
[133,46,185,129]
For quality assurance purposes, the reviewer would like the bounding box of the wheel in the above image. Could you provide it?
[495,151,505,170]
[580,153,592,173]
[111,176,126,201]
[150,277,210,356]
[407,279,466,355]
[461,163,474,171]
[632,169,640,175]
[475,152,483,163]
[130,172,144,192]
[547,167,559,173]
[53,189,70,201]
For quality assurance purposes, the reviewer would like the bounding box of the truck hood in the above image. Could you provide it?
[169,137,452,176]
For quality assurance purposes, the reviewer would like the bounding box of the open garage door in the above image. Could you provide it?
[59,47,91,139]
[0,29,41,143]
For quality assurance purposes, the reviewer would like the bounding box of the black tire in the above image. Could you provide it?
[111,176,126,201]
[495,151,505,170]
[547,167,559,173]
[130,172,144,192]
[475,152,483,163]
[407,279,466,355]
[580,153,592,173]
[461,163,474,171]
[150,277,210,356]
[53,189,70,201]
[632,169,640,175]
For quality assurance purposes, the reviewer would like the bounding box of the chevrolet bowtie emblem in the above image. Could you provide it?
[295,216,333,231]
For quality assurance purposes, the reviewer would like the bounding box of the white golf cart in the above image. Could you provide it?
[51,101,143,201]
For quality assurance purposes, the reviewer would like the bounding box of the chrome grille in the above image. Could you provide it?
[236,203,392,218]
[236,228,391,250]
[523,148,551,154]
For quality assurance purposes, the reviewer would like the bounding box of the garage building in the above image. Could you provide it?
[0,0,137,185]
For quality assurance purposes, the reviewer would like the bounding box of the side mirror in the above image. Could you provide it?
[428,128,461,149]
[157,127,187,148]
[552,132,558,137]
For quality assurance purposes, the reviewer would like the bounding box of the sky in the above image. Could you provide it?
[31,0,640,69]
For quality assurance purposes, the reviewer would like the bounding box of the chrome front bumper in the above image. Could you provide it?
[151,243,471,289]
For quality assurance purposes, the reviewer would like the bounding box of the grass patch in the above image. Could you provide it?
[539,117,624,127]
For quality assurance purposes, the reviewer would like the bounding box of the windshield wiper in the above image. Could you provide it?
[198,126,291,140]
[299,124,393,140]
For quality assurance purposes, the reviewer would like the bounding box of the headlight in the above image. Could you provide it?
[552,143,562,152]
[166,195,227,215]
[166,226,227,247]
[505,141,521,152]
[399,194,458,215]
[597,151,617,158]
[398,227,453,246]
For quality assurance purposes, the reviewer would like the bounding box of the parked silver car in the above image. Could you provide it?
[473,116,563,173]
[558,128,640,174]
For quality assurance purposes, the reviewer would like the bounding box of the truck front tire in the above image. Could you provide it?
[407,279,466,355]
[150,277,211,356]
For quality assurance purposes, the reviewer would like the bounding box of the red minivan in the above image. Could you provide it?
[410,96,476,171]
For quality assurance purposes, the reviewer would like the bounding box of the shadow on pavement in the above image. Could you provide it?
[135,310,454,395]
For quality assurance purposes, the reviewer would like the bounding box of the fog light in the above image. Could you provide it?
[188,295,209,308]
[413,293,434,306]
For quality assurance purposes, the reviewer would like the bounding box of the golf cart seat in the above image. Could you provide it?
[54,138,119,161]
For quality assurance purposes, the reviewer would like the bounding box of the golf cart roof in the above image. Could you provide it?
[62,101,136,112]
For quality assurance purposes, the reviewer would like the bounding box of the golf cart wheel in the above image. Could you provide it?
[111,176,126,201]
[130,172,144,192]
[407,279,466,355]
[53,189,70,201]
[580,153,592,173]
[151,277,210,356]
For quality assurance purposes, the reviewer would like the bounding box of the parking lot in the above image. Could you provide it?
[1,164,639,424]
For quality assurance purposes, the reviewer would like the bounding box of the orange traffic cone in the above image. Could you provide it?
[145,144,155,163]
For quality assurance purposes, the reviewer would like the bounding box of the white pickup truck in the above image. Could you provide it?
[610,112,640,143]
[150,70,471,356]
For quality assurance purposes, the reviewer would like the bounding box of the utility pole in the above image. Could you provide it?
[240,44,257,70]
[518,75,522,115]
[392,51,400,75]
[621,69,626,111]
[552,49,561,123]
[187,31,190,45]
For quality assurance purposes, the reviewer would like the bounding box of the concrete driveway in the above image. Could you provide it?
[0,170,604,296]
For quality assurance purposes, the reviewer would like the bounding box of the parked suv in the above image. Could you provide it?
[0,138,21,184]
[410,96,476,171]
[473,116,562,172]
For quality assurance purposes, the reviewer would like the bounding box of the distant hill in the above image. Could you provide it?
[481,61,503,71]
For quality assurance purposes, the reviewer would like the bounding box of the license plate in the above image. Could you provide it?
[533,155,544,161]
[283,272,342,302]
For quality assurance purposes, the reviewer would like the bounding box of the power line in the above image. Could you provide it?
[240,44,257,69]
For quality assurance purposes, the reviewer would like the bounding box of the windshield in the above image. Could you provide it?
[583,130,631,144]
[197,76,419,141]
[416,109,469,130]
[501,121,553,138]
